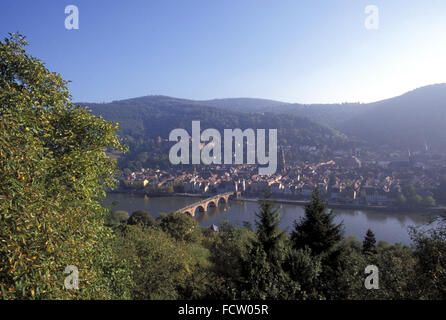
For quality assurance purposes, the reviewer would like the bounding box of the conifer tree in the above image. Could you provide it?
[254,192,286,263]
[291,189,343,255]
[290,189,347,299]
[240,192,296,299]
[362,229,377,255]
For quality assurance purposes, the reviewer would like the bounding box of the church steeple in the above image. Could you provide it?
[279,147,287,173]
[408,149,414,164]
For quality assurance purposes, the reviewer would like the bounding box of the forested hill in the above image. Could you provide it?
[79,96,350,170]
[338,84,446,149]
[224,84,446,150]
[82,95,348,144]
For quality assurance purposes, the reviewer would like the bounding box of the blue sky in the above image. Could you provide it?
[2,0,446,103]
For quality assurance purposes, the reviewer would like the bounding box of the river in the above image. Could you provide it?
[104,193,436,244]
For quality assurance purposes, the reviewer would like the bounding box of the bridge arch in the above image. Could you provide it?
[206,200,218,211]
[195,205,206,214]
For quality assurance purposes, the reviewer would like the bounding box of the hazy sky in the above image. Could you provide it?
[2,0,446,103]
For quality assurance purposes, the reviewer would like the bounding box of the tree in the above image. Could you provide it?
[254,194,286,263]
[371,243,416,299]
[291,189,344,255]
[283,247,323,299]
[409,194,423,206]
[410,216,446,299]
[116,225,197,299]
[106,210,130,230]
[113,210,130,222]
[127,210,155,227]
[422,195,436,207]
[206,222,256,299]
[158,212,203,243]
[0,33,129,299]
[291,189,346,299]
[362,229,377,255]
[404,185,417,198]
[209,223,254,279]
[240,245,298,300]
[396,194,407,207]
[239,193,296,299]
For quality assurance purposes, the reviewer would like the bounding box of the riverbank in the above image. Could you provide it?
[108,190,444,214]
[235,197,443,213]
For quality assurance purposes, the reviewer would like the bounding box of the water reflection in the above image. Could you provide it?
[196,202,231,223]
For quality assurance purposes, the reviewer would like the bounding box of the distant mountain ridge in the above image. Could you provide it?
[339,84,446,149]
[194,97,289,113]
[266,84,446,149]
[82,95,289,113]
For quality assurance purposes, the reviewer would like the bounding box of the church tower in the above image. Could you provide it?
[280,147,287,174]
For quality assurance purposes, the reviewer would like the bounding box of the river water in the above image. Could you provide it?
[104,193,435,244]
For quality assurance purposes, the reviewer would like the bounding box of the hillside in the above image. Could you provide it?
[262,102,370,127]
[195,84,446,150]
[83,95,348,144]
[338,84,446,149]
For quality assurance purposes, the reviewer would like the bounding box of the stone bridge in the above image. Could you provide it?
[177,192,240,217]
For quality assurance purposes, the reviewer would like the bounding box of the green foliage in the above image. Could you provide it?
[105,196,446,301]
[239,194,300,299]
[283,247,323,299]
[113,210,130,222]
[340,239,417,300]
[422,195,436,207]
[115,225,199,299]
[127,210,155,227]
[209,222,255,280]
[106,210,129,232]
[409,194,423,206]
[362,229,377,255]
[254,195,286,263]
[344,235,362,252]
[290,189,347,299]
[158,212,203,243]
[0,33,129,299]
[374,243,416,299]
[206,222,255,299]
[396,194,407,207]
[410,216,446,299]
[291,189,344,255]
[240,245,298,300]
